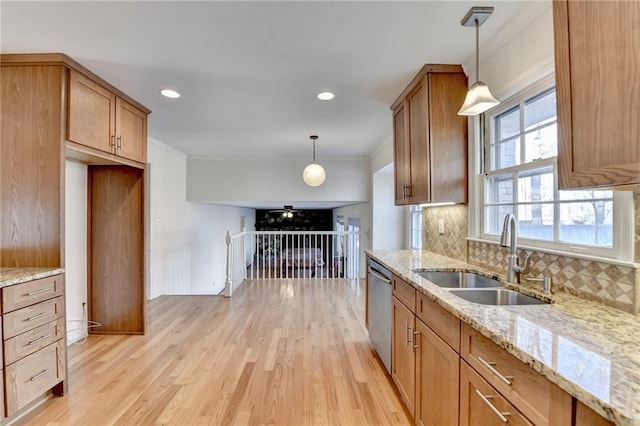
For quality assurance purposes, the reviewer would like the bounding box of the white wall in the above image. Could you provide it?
[187,157,370,205]
[148,138,255,297]
[370,136,394,174]
[372,164,406,250]
[65,160,88,343]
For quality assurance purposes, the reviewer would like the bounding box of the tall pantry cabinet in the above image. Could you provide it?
[1,54,148,336]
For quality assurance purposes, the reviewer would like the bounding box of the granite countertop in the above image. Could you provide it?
[367,250,640,426]
[0,267,64,288]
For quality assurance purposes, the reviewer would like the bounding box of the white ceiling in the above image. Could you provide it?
[1,1,546,161]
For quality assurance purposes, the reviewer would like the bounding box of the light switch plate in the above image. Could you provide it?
[438,219,445,234]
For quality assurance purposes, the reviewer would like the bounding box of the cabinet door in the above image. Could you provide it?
[68,70,116,154]
[460,362,533,426]
[391,296,415,416]
[116,98,147,163]
[554,0,640,188]
[407,80,430,204]
[428,72,468,203]
[393,102,411,205]
[415,319,459,426]
[575,401,614,426]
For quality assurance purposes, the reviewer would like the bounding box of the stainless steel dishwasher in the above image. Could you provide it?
[367,258,391,373]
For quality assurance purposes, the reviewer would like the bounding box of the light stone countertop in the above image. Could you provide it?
[367,249,640,426]
[0,267,64,288]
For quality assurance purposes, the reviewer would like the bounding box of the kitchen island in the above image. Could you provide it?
[368,250,639,426]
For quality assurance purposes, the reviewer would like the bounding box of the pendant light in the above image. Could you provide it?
[458,7,500,116]
[302,135,326,187]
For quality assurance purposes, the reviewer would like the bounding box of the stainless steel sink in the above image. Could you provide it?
[449,289,549,305]
[414,271,504,289]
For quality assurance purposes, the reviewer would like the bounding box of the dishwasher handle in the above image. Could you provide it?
[368,268,391,284]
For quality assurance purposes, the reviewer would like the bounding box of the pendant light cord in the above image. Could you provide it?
[475,18,480,82]
[312,139,316,163]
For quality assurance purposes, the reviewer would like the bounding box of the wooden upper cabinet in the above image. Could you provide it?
[116,98,147,163]
[393,103,411,205]
[391,65,468,205]
[408,81,430,204]
[68,70,116,155]
[68,69,148,164]
[554,0,640,188]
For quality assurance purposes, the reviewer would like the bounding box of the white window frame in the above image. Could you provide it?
[478,77,634,262]
[409,205,423,250]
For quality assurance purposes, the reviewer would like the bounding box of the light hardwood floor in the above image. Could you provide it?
[18,279,411,425]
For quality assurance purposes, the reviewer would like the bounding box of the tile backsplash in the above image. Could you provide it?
[422,205,468,262]
[423,190,640,314]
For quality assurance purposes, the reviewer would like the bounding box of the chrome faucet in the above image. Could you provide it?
[500,213,531,283]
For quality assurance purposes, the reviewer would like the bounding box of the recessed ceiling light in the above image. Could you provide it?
[160,89,181,99]
[317,91,335,101]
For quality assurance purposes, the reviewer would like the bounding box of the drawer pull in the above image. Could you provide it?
[478,356,514,386]
[413,331,420,350]
[30,367,53,382]
[475,389,511,423]
[26,312,49,322]
[27,333,53,346]
[26,288,49,296]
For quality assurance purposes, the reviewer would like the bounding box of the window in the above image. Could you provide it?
[410,205,423,250]
[482,79,630,259]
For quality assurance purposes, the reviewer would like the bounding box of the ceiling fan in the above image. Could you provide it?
[268,205,300,218]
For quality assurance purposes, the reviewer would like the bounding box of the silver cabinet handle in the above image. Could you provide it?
[406,324,412,345]
[27,333,53,346]
[30,367,53,382]
[475,389,511,423]
[111,135,116,151]
[413,331,420,350]
[117,135,122,149]
[478,356,514,386]
[26,312,49,321]
[26,288,49,296]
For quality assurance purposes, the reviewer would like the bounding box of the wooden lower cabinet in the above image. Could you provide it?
[461,323,572,425]
[386,278,604,426]
[5,340,65,415]
[461,361,533,426]
[1,275,67,418]
[391,295,416,416]
[415,319,459,426]
[575,401,614,426]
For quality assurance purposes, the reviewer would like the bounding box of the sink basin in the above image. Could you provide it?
[449,289,549,306]
[414,271,504,289]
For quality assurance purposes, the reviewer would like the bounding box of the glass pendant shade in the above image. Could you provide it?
[303,163,326,187]
[457,81,500,115]
[458,7,499,116]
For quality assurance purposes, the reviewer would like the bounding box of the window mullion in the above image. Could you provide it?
[519,99,526,166]
[553,161,560,243]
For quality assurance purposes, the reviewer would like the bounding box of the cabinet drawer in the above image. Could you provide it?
[460,361,533,426]
[416,292,460,352]
[3,275,64,313]
[4,318,65,365]
[392,275,415,312]
[461,324,572,425]
[5,340,65,415]
[3,297,64,340]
